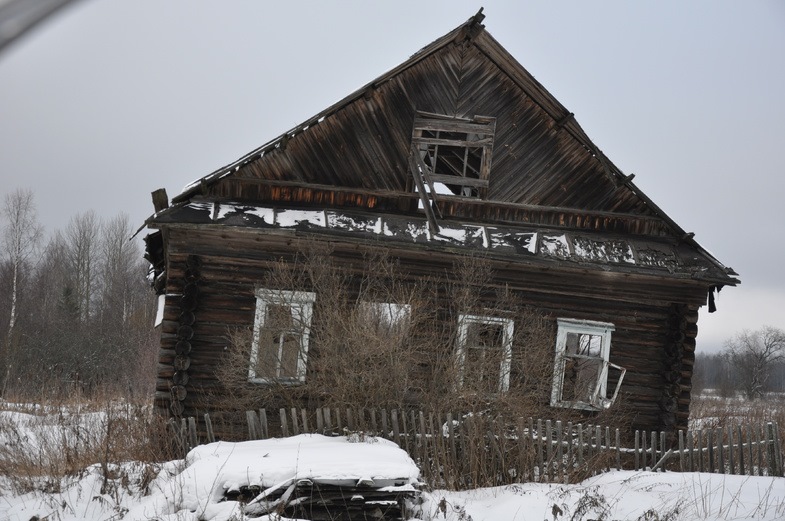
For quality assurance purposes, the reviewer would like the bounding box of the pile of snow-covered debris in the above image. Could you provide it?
[130,433,422,520]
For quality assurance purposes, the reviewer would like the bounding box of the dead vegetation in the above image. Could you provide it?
[0,392,176,496]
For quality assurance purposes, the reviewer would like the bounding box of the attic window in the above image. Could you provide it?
[409,112,496,200]
[550,319,625,411]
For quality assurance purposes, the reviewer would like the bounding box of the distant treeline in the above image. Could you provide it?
[694,350,785,396]
[1,189,157,399]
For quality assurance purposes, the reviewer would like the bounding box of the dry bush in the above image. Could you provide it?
[0,394,177,495]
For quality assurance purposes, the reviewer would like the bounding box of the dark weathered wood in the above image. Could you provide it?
[259,408,268,439]
[246,411,259,440]
[728,425,735,474]
[204,413,215,443]
[148,12,738,437]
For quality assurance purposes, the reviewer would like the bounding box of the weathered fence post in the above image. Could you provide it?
[727,425,735,474]
[259,409,268,439]
[634,430,640,470]
[204,413,215,443]
[678,430,685,472]
[246,410,259,440]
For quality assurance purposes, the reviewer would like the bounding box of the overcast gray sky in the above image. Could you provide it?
[1,0,783,352]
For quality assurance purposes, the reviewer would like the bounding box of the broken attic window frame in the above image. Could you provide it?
[248,289,316,385]
[455,314,514,393]
[550,318,625,411]
[410,113,496,200]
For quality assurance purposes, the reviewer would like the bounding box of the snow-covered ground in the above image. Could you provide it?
[1,431,783,521]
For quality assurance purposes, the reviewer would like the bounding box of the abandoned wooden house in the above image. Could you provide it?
[144,11,738,439]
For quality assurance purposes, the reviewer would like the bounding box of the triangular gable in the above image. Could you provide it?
[173,11,641,209]
[163,10,737,285]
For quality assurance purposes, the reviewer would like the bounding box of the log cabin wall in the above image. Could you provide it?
[153,224,708,438]
[146,13,737,441]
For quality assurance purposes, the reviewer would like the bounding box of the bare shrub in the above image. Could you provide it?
[0,395,177,495]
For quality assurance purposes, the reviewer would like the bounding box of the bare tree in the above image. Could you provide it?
[97,214,140,326]
[64,211,101,322]
[725,326,785,399]
[2,189,43,345]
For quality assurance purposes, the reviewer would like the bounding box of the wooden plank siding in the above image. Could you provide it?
[147,14,737,444]
[153,226,705,438]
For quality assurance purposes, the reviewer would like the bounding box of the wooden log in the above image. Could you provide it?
[687,430,694,472]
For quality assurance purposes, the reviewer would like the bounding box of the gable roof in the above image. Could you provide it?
[157,10,738,286]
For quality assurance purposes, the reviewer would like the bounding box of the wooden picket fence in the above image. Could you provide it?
[169,408,783,487]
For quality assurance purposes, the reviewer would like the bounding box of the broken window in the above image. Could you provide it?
[550,319,625,410]
[455,314,513,393]
[249,289,315,384]
[408,112,495,232]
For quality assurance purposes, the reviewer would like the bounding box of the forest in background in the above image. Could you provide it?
[0,189,158,399]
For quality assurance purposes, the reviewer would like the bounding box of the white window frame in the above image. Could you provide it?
[455,314,514,393]
[248,289,315,384]
[550,318,625,410]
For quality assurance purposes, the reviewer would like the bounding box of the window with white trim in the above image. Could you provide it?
[550,318,625,410]
[248,289,315,384]
[455,314,514,393]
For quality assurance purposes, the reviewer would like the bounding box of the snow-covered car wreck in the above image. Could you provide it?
[144,11,738,440]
